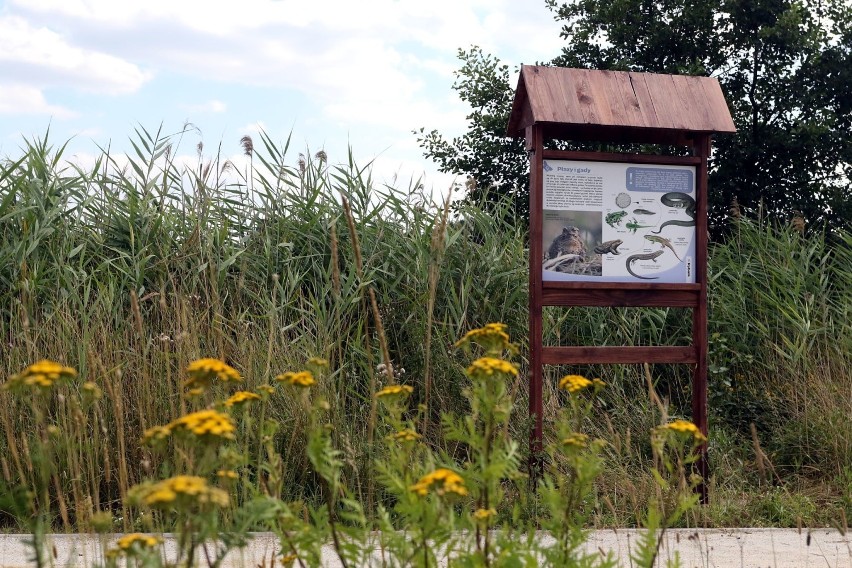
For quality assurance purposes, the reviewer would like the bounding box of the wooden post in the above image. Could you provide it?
[692,135,711,503]
[528,125,544,477]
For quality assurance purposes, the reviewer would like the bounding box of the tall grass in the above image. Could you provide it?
[1,126,850,530]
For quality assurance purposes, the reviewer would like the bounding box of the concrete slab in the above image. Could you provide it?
[0,529,849,567]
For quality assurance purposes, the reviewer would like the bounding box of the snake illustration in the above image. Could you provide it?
[626,250,664,279]
[652,192,696,234]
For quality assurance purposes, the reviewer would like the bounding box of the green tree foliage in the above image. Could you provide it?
[416,47,530,219]
[417,0,852,233]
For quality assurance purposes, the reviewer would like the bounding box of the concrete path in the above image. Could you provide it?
[0,529,850,567]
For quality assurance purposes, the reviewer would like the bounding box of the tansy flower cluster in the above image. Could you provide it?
[472,508,497,522]
[562,433,589,448]
[466,357,519,380]
[558,375,605,393]
[455,323,515,353]
[105,533,162,559]
[389,429,420,443]
[141,409,236,445]
[275,370,315,388]
[376,384,414,398]
[184,358,241,390]
[224,391,261,407]
[4,360,77,391]
[135,475,229,509]
[657,419,707,442]
[410,468,468,497]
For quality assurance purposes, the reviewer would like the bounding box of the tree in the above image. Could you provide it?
[417,0,852,233]
[416,47,529,219]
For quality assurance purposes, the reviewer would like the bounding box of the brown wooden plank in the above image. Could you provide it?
[663,74,694,130]
[627,72,667,129]
[542,288,699,307]
[584,69,615,125]
[692,135,711,502]
[540,68,572,123]
[541,149,701,165]
[642,73,683,130]
[509,67,736,137]
[677,76,716,132]
[698,77,737,133]
[528,125,545,469]
[671,75,709,131]
[571,68,600,125]
[543,123,694,146]
[543,281,701,290]
[598,70,631,128]
[545,66,587,125]
[612,71,647,128]
[521,66,551,126]
[542,346,698,365]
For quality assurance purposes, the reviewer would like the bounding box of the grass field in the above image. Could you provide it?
[1,126,851,550]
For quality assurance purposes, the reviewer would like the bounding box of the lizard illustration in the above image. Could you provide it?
[626,250,664,279]
[594,239,623,255]
[605,211,628,228]
[644,235,682,261]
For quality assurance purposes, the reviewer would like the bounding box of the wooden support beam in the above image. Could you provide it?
[542,346,698,365]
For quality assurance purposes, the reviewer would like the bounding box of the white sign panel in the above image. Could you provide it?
[542,160,696,283]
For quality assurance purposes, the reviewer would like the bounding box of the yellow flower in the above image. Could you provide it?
[559,375,592,393]
[168,409,236,441]
[306,357,329,374]
[466,357,518,380]
[257,384,276,395]
[658,420,707,442]
[275,371,315,388]
[184,358,241,390]
[216,469,239,480]
[280,553,299,566]
[455,323,515,353]
[224,391,261,407]
[141,425,172,446]
[472,508,497,522]
[4,360,77,392]
[82,381,102,400]
[375,384,414,398]
[115,533,162,550]
[410,468,468,497]
[389,429,421,443]
[562,433,589,448]
[137,475,229,509]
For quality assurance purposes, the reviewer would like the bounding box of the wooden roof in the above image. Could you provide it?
[507,66,736,145]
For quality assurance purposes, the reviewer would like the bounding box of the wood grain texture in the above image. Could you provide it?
[542,346,698,365]
[528,125,545,471]
[507,65,737,138]
[541,149,701,165]
[542,288,699,308]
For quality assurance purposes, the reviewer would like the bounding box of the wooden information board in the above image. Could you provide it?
[507,66,736,502]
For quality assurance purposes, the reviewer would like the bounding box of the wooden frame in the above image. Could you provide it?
[528,133,711,501]
[510,66,734,503]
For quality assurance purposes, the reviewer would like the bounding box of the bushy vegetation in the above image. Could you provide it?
[1,127,851,544]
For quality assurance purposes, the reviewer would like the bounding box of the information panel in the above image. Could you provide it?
[542,159,696,283]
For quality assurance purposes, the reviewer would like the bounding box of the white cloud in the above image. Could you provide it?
[0,15,151,95]
[183,100,227,114]
[0,84,76,118]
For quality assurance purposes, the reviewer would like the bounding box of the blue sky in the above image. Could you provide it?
[0,0,564,196]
